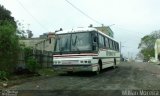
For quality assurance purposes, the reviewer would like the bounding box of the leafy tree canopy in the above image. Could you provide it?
[0,5,19,72]
[0,5,16,27]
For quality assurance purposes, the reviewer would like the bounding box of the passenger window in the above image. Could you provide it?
[109,39,113,49]
[91,32,98,50]
[98,34,105,48]
[113,41,116,50]
[115,42,117,50]
[105,37,109,48]
[117,43,119,51]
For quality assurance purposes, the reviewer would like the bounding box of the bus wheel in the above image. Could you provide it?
[113,58,117,69]
[94,64,100,75]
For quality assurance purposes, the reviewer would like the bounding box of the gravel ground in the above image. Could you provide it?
[3,62,160,96]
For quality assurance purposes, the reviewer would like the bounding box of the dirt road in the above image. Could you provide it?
[6,62,160,96]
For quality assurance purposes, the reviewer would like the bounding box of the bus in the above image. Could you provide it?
[53,27,120,74]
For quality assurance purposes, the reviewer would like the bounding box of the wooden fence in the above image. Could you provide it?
[33,50,53,68]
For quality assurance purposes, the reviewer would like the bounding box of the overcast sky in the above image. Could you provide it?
[1,0,160,58]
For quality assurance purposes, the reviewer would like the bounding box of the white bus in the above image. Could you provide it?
[53,27,120,74]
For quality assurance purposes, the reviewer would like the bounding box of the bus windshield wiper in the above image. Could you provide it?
[73,35,80,54]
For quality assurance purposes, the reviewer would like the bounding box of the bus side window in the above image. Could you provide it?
[105,37,109,48]
[114,42,116,50]
[109,39,113,49]
[115,42,118,51]
[113,41,116,50]
[112,41,114,50]
[115,42,117,51]
[116,42,119,51]
[93,36,98,42]
[92,32,98,50]
[117,43,120,51]
[98,34,105,48]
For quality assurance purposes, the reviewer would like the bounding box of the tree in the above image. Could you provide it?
[16,21,33,39]
[138,30,160,60]
[16,20,27,39]
[0,5,19,73]
[27,30,33,38]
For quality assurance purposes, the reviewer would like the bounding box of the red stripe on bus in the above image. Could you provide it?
[54,56,83,58]
[100,48,107,51]
[53,54,98,57]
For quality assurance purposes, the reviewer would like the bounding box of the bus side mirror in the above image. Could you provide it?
[93,36,98,50]
[93,36,98,42]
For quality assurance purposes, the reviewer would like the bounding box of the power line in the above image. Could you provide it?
[16,0,48,32]
[65,0,102,25]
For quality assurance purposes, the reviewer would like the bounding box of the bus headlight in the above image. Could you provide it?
[58,61,61,64]
[53,61,57,64]
[80,61,83,63]
[88,60,91,63]
[80,60,91,64]
[54,61,62,64]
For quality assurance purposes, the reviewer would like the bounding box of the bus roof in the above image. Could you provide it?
[55,27,96,34]
[55,27,118,42]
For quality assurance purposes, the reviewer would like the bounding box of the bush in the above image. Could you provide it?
[0,71,9,81]
[26,57,40,73]
[0,5,19,73]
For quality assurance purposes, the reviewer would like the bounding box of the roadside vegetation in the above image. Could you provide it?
[138,30,160,61]
[0,5,55,88]
[0,5,19,80]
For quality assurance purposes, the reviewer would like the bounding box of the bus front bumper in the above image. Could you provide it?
[52,64,97,72]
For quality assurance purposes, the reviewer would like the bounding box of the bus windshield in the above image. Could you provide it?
[54,32,92,53]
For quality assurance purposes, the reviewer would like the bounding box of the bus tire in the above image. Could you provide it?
[98,60,102,71]
[94,64,100,75]
[94,60,102,75]
[113,58,116,69]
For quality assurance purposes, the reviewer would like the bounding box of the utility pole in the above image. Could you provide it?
[120,42,125,59]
